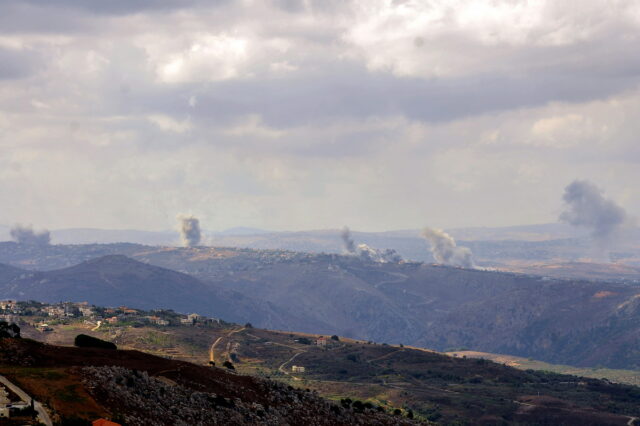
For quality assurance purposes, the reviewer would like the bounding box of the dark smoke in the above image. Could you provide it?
[341,226,357,254]
[178,215,201,247]
[10,224,50,245]
[559,180,628,260]
[422,227,474,268]
[340,226,402,263]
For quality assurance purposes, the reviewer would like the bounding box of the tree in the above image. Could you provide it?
[330,335,340,341]
[0,321,20,338]
[74,334,117,350]
[223,360,235,370]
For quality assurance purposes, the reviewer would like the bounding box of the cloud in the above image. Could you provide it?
[0,0,638,232]
[0,46,40,79]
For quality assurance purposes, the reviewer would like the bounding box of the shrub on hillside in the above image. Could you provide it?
[74,334,117,350]
[0,321,20,338]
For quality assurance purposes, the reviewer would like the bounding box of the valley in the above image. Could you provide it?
[2,243,640,370]
[6,304,640,425]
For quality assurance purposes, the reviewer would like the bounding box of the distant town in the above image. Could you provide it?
[0,299,223,333]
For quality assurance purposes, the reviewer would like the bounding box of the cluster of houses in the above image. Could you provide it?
[0,385,30,420]
[0,300,217,331]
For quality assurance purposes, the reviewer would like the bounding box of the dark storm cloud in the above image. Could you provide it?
[176,67,637,129]
[0,48,41,80]
[0,0,227,16]
[1,1,639,128]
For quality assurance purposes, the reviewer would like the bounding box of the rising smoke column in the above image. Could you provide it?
[10,224,50,245]
[341,226,357,254]
[341,226,402,263]
[177,215,201,247]
[422,227,474,268]
[559,180,628,260]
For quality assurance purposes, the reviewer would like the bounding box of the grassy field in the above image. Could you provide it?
[448,350,640,387]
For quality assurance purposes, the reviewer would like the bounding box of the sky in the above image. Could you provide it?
[0,0,639,232]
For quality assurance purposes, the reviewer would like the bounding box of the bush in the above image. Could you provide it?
[74,334,117,350]
[222,360,235,370]
[0,321,20,338]
[331,335,340,341]
[58,415,92,425]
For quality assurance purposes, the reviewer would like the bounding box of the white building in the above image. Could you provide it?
[0,300,16,310]
[291,365,306,373]
[0,386,10,419]
[79,307,95,317]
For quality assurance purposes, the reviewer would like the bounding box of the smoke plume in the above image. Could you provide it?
[341,226,402,263]
[559,180,628,260]
[10,224,50,245]
[177,215,201,247]
[422,227,474,268]
[341,226,357,254]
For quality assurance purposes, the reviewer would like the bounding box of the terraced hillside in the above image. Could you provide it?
[19,316,640,425]
[0,337,422,425]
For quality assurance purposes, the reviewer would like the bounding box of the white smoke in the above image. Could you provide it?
[422,227,474,268]
[341,227,402,263]
[177,215,202,247]
[10,224,50,245]
[559,180,629,261]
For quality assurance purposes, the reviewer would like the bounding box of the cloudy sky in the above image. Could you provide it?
[1,0,639,232]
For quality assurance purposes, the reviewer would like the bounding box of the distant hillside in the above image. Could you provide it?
[3,223,639,266]
[0,338,420,425]
[2,244,640,369]
[51,228,178,245]
[12,319,640,425]
[0,255,304,330]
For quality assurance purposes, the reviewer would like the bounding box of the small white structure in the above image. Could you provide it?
[36,323,53,332]
[0,386,10,418]
[291,365,306,373]
[0,300,16,310]
[79,307,95,317]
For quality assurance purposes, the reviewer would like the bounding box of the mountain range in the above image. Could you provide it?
[2,244,640,370]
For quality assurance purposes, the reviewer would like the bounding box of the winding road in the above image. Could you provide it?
[209,327,246,364]
[373,271,408,289]
[0,374,53,426]
[279,351,306,376]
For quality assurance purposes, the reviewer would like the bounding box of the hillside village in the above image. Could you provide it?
[0,299,221,333]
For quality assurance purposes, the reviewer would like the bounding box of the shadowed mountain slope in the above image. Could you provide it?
[0,255,305,330]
